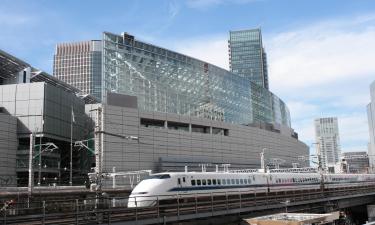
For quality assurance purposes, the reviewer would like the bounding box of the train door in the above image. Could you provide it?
[177,176,188,187]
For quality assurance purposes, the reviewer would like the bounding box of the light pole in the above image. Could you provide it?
[311,142,322,172]
[260,148,268,171]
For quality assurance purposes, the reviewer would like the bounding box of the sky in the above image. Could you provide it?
[1,0,375,154]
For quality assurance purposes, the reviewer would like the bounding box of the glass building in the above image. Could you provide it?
[229,28,269,90]
[54,32,290,128]
[102,32,290,127]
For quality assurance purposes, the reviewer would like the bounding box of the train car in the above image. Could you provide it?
[268,173,321,192]
[127,170,375,208]
[127,171,270,207]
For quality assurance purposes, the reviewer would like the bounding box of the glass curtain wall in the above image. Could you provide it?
[102,32,290,127]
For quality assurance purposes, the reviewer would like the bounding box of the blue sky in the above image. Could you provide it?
[1,0,375,154]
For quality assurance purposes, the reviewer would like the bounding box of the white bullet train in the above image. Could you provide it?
[127,170,375,207]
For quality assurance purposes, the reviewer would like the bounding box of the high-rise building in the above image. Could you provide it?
[229,28,269,89]
[367,81,375,172]
[314,117,341,169]
[54,40,102,100]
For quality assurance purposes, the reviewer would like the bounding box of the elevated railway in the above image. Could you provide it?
[2,183,375,225]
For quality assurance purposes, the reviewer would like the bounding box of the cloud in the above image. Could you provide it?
[169,14,375,153]
[170,35,229,69]
[168,0,181,18]
[186,0,259,9]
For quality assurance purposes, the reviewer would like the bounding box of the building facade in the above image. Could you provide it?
[0,49,95,186]
[314,117,341,169]
[87,93,308,187]
[367,80,375,172]
[342,151,369,173]
[228,28,269,89]
[54,40,102,100]
[0,111,17,186]
[68,32,288,128]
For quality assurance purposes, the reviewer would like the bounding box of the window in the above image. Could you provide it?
[202,179,206,185]
[240,179,244,184]
[236,179,239,185]
[212,179,216,185]
[222,179,226,185]
[217,179,221,185]
[248,179,251,184]
[197,180,201,186]
[231,179,235,184]
[177,178,181,185]
[145,174,171,180]
[191,180,196,186]
[207,179,212,185]
[182,177,186,183]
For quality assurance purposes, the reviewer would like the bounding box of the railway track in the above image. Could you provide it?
[2,185,375,225]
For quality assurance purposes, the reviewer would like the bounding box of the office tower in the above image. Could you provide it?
[367,81,375,172]
[229,28,269,89]
[314,117,341,169]
[53,40,102,100]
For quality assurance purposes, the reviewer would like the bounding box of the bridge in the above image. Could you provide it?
[1,184,375,224]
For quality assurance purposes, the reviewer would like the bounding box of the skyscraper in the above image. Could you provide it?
[314,117,341,169]
[53,40,102,100]
[229,28,269,89]
[367,81,375,172]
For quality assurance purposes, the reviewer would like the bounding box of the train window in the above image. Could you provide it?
[213,179,217,185]
[202,179,206,185]
[244,179,247,184]
[248,179,251,184]
[207,179,212,185]
[240,179,243,184]
[178,178,181,185]
[217,179,221,185]
[253,176,255,181]
[222,179,226,185]
[236,179,239,185]
[231,179,235,184]
[183,177,186,183]
[191,180,196,186]
[145,174,171,179]
[227,179,231,185]
[197,180,201,186]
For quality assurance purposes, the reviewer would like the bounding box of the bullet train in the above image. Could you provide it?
[127,170,375,207]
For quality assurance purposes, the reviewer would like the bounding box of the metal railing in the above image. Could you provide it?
[1,184,375,224]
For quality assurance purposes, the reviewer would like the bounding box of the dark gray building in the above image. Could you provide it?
[342,151,369,173]
[229,28,269,89]
[87,93,308,187]
[0,49,95,186]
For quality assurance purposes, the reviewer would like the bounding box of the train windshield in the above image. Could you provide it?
[144,174,171,180]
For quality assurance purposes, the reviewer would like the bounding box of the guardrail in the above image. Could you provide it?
[1,184,375,225]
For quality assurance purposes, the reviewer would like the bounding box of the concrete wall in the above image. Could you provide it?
[87,103,309,182]
[0,112,17,186]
